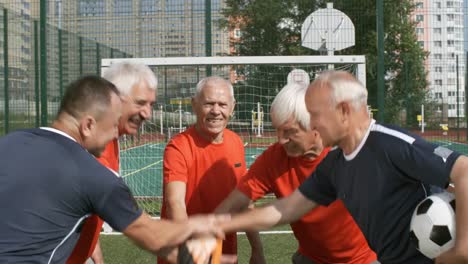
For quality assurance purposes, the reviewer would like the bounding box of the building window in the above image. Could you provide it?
[435,79,442,85]
[434,41,442,47]
[415,2,423,8]
[416,15,424,22]
[436,14,441,21]
[435,92,443,99]
[114,0,132,16]
[416,28,424,35]
[78,0,104,16]
[234,29,241,38]
[435,2,441,8]
[434,54,442,59]
[447,40,454,46]
[434,28,441,34]
[418,41,424,48]
[435,66,443,72]
[140,0,160,15]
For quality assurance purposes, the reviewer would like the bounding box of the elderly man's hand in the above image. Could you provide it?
[182,237,237,264]
[187,214,230,239]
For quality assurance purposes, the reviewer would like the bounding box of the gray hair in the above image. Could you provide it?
[194,76,234,101]
[315,71,368,111]
[270,82,310,130]
[103,62,158,95]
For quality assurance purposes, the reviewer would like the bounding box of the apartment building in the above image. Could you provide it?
[414,0,466,119]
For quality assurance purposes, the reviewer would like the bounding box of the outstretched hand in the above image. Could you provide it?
[183,237,237,264]
[187,214,231,239]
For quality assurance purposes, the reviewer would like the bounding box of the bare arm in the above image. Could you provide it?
[90,240,104,264]
[215,190,266,264]
[122,212,226,260]
[220,189,318,233]
[449,156,468,259]
[165,181,188,220]
[215,189,251,214]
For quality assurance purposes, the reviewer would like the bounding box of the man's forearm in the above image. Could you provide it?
[220,204,283,233]
[449,156,468,260]
[166,200,188,220]
[124,214,193,254]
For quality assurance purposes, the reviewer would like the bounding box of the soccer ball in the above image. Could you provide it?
[409,191,456,259]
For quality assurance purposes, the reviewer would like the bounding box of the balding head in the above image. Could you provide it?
[309,71,368,111]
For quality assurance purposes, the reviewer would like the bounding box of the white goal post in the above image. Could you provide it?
[102,55,366,87]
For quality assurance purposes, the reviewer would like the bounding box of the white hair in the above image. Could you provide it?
[316,71,368,110]
[194,76,234,101]
[270,82,310,130]
[103,62,158,95]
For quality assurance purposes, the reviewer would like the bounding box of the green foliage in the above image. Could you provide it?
[221,0,429,125]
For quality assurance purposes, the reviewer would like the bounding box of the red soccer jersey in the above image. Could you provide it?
[237,143,377,264]
[159,126,246,263]
[67,139,119,264]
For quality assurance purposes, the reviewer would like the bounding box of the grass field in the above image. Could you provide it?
[101,227,297,264]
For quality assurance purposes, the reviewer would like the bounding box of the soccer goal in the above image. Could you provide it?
[101,55,366,216]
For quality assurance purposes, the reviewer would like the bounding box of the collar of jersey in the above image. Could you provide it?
[343,119,376,161]
[40,127,77,142]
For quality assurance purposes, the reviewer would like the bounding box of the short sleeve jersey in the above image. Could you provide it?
[0,129,142,263]
[237,143,376,263]
[67,138,120,264]
[299,120,461,263]
[161,126,246,256]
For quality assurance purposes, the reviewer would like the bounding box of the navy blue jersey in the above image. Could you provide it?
[299,120,461,263]
[0,128,142,263]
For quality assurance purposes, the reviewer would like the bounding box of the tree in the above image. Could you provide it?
[221,0,429,126]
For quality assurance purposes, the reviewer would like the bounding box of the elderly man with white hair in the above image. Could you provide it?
[216,70,376,264]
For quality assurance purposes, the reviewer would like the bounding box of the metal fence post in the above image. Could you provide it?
[40,0,48,126]
[3,8,9,134]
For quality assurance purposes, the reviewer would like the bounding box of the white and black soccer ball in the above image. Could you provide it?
[409,191,456,259]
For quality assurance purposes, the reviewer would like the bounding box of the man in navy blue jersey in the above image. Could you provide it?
[218,71,468,264]
[0,76,225,263]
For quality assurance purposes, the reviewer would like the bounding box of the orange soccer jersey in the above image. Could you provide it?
[237,143,376,264]
[67,139,119,264]
[160,126,246,263]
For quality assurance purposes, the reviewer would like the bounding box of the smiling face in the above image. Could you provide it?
[192,80,235,142]
[119,81,156,136]
[274,117,321,157]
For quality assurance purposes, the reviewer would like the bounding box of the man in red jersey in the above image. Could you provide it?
[159,76,263,264]
[216,74,377,264]
[67,62,157,264]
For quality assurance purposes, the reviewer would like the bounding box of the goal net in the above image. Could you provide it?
[101,55,366,216]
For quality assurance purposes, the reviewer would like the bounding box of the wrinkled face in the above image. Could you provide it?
[192,81,235,139]
[275,117,320,157]
[119,81,156,135]
[305,82,343,147]
[88,93,122,157]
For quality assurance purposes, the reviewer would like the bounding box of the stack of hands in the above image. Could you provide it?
[180,214,237,264]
